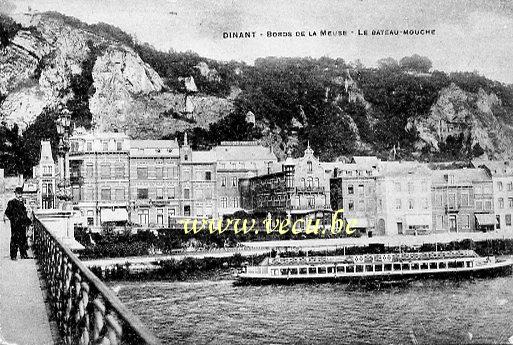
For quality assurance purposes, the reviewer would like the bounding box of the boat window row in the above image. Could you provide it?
[271,260,473,276]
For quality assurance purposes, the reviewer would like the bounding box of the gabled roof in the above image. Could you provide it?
[39,141,54,163]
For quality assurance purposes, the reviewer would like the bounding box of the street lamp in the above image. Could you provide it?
[55,106,72,206]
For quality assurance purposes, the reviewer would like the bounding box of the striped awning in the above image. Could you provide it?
[475,214,496,226]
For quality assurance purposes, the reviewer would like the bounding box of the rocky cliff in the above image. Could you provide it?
[408,83,513,159]
[0,12,233,136]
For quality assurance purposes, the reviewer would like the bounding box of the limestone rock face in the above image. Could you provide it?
[0,30,50,95]
[177,76,198,93]
[1,85,52,128]
[89,46,165,129]
[410,83,513,158]
[0,12,233,136]
[92,47,164,95]
[194,61,221,83]
[0,14,96,129]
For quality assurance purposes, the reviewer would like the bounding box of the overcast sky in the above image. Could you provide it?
[4,0,513,84]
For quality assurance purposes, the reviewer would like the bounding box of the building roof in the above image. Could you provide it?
[472,160,513,176]
[71,131,129,140]
[191,150,216,163]
[39,141,54,163]
[379,161,431,177]
[130,140,178,149]
[210,142,277,162]
[431,168,491,184]
[351,156,380,167]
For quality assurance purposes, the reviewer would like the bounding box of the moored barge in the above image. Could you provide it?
[236,250,513,284]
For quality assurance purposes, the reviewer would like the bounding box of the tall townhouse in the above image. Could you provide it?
[431,168,495,233]
[475,160,513,231]
[178,134,217,219]
[210,141,277,216]
[68,131,130,227]
[33,141,57,210]
[375,162,432,235]
[129,139,181,227]
[329,156,380,235]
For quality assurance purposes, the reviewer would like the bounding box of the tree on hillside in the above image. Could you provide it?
[0,123,24,175]
[399,54,432,73]
[0,14,21,47]
[377,57,400,71]
[303,103,356,161]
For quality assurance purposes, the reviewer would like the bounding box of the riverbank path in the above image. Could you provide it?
[0,219,54,345]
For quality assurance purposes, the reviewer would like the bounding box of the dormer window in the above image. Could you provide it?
[184,154,188,161]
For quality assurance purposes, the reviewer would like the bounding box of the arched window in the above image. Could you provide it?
[307,178,313,188]
[307,161,313,173]
[301,178,306,188]
[315,178,320,188]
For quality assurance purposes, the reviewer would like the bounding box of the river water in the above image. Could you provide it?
[113,276,513,344]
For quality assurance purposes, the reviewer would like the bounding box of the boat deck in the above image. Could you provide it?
[239,251,513,282]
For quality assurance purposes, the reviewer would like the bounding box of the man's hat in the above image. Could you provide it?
[15,186,23,194]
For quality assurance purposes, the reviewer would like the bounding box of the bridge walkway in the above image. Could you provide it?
[0,219,54,345]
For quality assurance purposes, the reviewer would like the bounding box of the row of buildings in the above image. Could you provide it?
[240,154,509,236]
[33,130,277,229]
[31,130,513,235]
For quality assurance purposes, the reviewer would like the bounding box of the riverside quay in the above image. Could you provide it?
[24,129,513,236]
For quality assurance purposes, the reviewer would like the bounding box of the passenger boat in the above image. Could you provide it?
[236,250,513,284]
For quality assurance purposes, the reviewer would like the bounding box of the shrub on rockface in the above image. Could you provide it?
[0,14,21,47]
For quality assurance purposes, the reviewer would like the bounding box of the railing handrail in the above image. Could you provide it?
[33,216,161,345]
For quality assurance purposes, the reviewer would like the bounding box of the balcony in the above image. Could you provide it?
[295,186,325,194]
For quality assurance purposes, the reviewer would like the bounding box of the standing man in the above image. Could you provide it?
[4,187,32,260]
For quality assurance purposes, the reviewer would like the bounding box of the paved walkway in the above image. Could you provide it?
[0,220,54,345]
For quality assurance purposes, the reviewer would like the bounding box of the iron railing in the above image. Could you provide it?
[32,217,161,345]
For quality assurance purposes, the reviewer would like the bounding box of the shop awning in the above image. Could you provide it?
[101,208,128,222]
[475,214,497,226]
[405,214,432,226]
[346,218,369,228]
